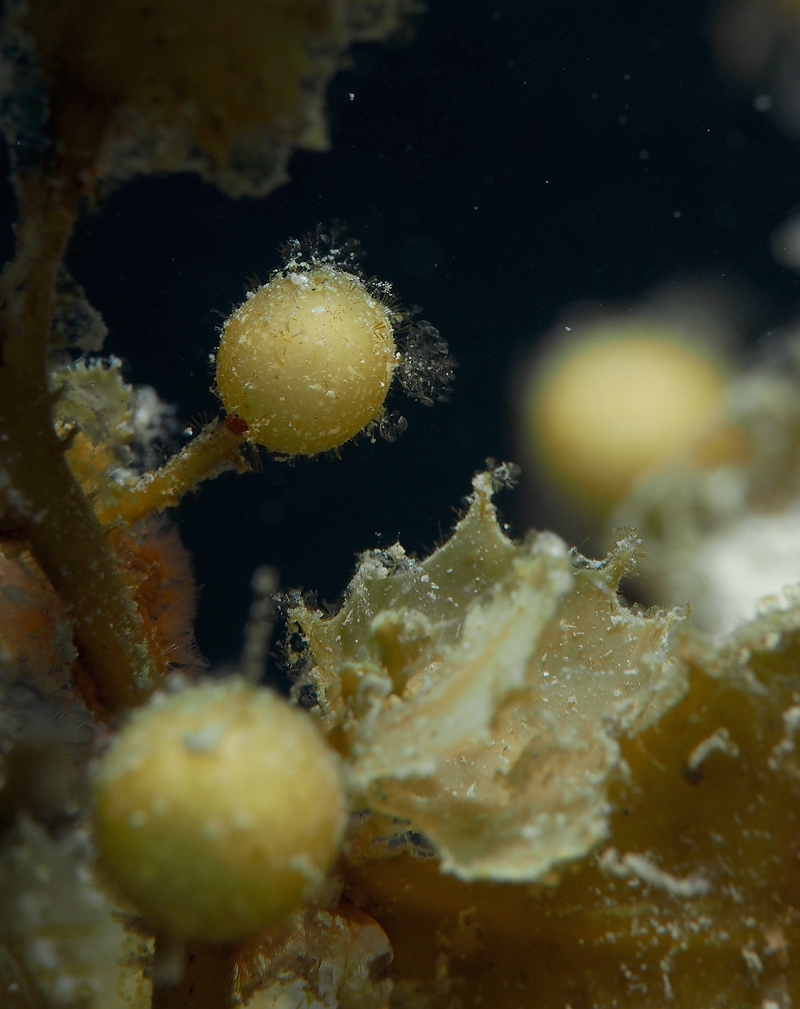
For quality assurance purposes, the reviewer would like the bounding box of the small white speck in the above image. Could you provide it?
[202,819,224,840]
[184,722,227,752]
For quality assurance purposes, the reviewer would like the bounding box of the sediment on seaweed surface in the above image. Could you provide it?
[340,637,800,1009]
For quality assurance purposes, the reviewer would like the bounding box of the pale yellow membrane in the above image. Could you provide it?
[527,329,727,508]
[216,267,397,455]
[93,679,346,942]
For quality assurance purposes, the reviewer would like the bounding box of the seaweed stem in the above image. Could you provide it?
[152,939,235,1009]
[0,166,158,715]
[97,420,248,527]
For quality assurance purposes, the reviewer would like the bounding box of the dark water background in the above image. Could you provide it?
[6,0,800,675]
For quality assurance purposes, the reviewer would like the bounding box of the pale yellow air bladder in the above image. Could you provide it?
[216,265,398,456]
[524,323,731,510]
[93,678,346,942]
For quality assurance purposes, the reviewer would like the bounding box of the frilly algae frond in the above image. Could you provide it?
[290,466,689,882]
[1,0,412,196]
[284,470,800,1008]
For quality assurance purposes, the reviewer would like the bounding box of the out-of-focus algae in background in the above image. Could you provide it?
[6,0,795,669]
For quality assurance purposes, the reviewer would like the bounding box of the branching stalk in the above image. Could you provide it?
[96,420,248,528]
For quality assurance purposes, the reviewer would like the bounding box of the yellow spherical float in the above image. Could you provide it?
[216,265,399,456]
[93,678,346,942]
[523,322,733,511]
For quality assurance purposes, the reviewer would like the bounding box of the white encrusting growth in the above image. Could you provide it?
[599,847,712,899]
[768,705,800,772]
[686,727,739,775]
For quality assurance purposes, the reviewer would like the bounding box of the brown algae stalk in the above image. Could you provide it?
[0,168,158,714]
